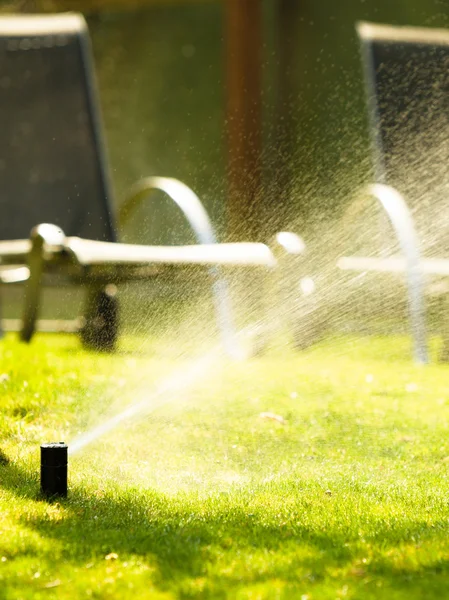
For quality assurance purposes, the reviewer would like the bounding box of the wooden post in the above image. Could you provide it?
[225,0,263,241]
[269,0,304,230]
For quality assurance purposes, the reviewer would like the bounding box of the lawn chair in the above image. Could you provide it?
[337,22,449,362]
[0,13,299,353]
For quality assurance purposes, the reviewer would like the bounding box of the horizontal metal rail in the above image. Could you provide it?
[338,256,449,276]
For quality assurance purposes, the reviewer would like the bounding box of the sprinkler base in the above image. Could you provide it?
[40,442,68,499]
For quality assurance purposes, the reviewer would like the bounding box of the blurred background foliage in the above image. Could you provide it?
[0,0,448,244]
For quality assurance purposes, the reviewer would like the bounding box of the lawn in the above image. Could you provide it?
[1,331,449,599]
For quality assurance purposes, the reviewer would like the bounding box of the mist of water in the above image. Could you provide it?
[69,17,449,465]
[69,347,220,456]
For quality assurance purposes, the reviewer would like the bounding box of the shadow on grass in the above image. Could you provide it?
[0,462,449,598]
[1,458,449,597]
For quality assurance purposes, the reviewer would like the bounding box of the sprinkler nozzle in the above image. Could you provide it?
[40,442,68,498]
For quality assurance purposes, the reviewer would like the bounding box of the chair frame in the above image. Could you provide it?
[0,13,303,353]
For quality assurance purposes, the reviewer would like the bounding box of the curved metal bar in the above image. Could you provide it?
[119,176,244,359]
[368,183,428,364]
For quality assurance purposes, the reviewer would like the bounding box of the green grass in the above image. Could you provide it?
[1,332,449,599]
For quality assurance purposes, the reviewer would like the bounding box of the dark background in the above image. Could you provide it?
[0,0,448,324]
[1,0,448,243]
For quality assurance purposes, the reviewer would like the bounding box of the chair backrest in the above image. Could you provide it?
[0,13,116,241]
[357,22,449,212]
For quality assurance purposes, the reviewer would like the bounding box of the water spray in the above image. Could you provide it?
[120,177,244,359]
[40,442,68,498]
[336,184,428,363]
[368,185,428,364]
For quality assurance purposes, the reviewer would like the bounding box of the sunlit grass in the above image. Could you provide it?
[1,332,449,599]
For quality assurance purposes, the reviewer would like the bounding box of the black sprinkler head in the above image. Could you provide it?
[40,442,68,498]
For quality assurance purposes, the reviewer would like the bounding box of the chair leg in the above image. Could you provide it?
[268,232,319,350]
[20,230,47,343]
[438,294,449,363]
[80,283,119,352]
[0,292,3,340]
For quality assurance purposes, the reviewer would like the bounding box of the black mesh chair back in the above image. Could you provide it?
[0,13,116,241]
[357,22,449,215]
